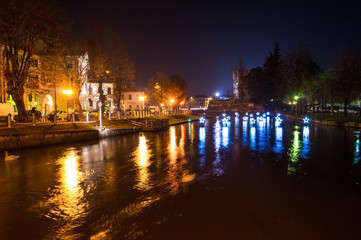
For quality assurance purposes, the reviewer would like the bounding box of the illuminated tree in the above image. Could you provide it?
[0,0,68,117]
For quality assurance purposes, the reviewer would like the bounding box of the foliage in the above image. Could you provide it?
[245,42,285,109]
[147,72,188,106]
[0,0,69,117]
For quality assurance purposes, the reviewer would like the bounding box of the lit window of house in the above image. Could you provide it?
[107,87,111,95]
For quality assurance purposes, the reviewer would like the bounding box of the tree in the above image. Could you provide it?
[283,45,320,113]
[85,23,135,112]
[332,48,361,116]
[147,72,188,106]
[244,42,286,109]
[0,0,68,117]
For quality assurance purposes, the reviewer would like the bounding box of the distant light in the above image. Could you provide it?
[266,112,270,116]
[303,117,310,124]
[294,96,299,100]
[277,113,281,117]
[222,113,226,117]
[250,114,253,118]
[215,92,220,97]
[262,113,266,118]
[245,112,249,116]
[242,116,248,121]
[256,112,260,116]
[235,112,239,117]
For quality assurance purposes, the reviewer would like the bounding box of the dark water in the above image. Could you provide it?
[1,117,361,240]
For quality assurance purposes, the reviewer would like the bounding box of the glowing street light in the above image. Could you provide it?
[62,89,72,121]
[139,96,145,110]
[215,92,220,97]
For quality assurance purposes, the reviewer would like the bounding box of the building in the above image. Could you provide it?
[0,44,81,116]
[122,90,146,110]
[233,69,249,102]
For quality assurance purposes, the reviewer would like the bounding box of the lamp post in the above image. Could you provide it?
[170,99,174,114]
[294,95,299,118]
[62,89,72,121]
[139,96,145,110]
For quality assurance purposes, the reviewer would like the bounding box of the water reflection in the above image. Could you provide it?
[213,119,224,176]
[273,125,283,154]
[45,149,87,238]
[301,126,310,159]
[133,135,152,191]
[354,132,360,165]
[199,127,206,166]
[288,127,302,175]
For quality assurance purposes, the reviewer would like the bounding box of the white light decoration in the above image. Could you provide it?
[262,113,266,118]
[266,112,270,116]
[250,114,253,118]
[227,116,231,120]
[250,118,256,124]
[242,116,248,121]
[222,117,228,125]
[277,113,281,117]
[222,113,226,117]
[256,112,260,116]
[259,116,264,121]
[245,112,249,116]
[235,112,239,117]
[303,116,310,124]
[199,117,205,124]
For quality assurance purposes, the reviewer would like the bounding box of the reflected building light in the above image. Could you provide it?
[179,125,186,158]
[45,149,87,235]
[134,136,152,191]
[169,127,177,164]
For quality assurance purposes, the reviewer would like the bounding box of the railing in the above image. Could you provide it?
[1,109,189,129]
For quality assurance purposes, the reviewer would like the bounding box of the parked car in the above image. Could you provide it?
[47,110,67,121]
[0,103,15,122]
[348,106,359,115]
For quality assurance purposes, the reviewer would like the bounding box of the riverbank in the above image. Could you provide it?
[283,113,361,128]
[0,115,202,151]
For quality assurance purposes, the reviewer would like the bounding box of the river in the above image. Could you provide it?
[0,116,360,239]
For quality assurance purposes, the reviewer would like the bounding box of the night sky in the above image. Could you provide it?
[61,0,361,96]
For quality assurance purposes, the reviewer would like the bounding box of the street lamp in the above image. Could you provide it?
[294,95,299,118]
[139,96,145,110]
[62,89,72,120]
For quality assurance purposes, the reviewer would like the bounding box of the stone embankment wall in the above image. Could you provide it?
[0,128,140,151]
[207,100,263,114]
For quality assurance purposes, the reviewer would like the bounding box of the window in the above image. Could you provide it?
[129,94,132,100]
[107,87,111,95]
[89,99,93,107]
